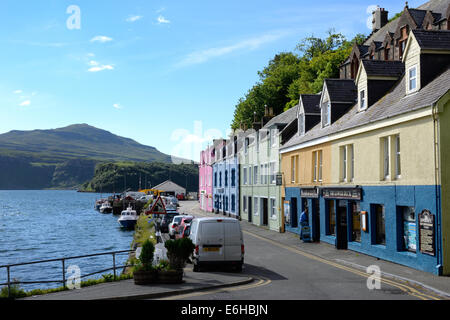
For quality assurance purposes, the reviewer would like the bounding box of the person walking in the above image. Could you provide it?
[300,207,310,242]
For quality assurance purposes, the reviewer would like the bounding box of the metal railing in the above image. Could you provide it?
[0,249,135,298]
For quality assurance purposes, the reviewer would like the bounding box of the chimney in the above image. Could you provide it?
[252,111,262,130]
[372,7,389,32]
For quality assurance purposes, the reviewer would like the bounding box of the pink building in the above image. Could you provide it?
[199,145,214,212]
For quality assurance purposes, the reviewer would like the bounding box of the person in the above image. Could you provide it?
[300,207,309,241]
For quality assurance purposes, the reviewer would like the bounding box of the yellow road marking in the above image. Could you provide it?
[243,230,442,300]
[158,276,271,300]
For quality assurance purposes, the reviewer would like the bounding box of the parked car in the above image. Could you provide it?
[175,223,191,240]
[160,213,178,233]
[189,217,244,272]
[169,215,193,239]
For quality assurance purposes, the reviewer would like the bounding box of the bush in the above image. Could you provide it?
[140,240,155,268]
[0,284,27,299]
[156,259,171,272]
[164,238,195,271]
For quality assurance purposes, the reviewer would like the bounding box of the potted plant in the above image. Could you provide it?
[133,240,157,285]
[159,238,195,283]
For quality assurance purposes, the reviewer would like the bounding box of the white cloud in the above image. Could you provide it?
[19,100,31,107]
[88,60,99,66]
[113,103,123,109]
[90,36,113,43]
[13,90,22,94]
[126,15,143,23]
[88,65,114,72]
[175,31,289,68]
[87,53,95,57]
[157,15,170,24]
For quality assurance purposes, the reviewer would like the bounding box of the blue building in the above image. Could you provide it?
[212,137,239,218]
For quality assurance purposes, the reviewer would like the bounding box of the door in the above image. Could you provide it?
[312,199,320,242]
[336,201,348,250]
[291,198,298,228]
[262,198,269,226]
[199,221,225,262]
[248,197,252,223]
[223,221,243,262]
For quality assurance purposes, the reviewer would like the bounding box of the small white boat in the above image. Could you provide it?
[99,201,113,214]
[118,206,139,229]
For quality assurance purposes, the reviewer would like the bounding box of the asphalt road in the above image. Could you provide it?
[158,201,435,300]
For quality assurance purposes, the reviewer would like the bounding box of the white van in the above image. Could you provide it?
[189,217,244,272]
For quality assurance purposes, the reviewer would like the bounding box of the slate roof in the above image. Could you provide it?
[408,8,428,26]
[263,105,298,128]
[300,94,321,114]
[324,79,357,102]
[418,0,450,15]
[412,29,450,50]
[281,67,450,151]
[361,60,405,77]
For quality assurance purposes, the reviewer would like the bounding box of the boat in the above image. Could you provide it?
[118,206,139,229]
[99,201,113,214]
[94,199,104,211]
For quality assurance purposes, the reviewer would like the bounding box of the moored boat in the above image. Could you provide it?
[118,206,139,229]
[99,201,113,214]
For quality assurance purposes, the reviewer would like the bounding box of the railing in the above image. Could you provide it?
[0,249,135,298]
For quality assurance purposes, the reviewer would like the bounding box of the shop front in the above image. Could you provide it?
[300,187,321,242]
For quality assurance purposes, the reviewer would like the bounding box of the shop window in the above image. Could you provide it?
[374,204,386,245]
[351,202,361,242]
[400,206,416,253]
[327,200,336,236]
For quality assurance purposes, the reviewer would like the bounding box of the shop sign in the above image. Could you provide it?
[419,210,435,256]
[322,188,362,200]
[276,174,283,186]
[300,187,319,198]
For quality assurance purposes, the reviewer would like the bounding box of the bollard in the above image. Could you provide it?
[112,253,116,281]
[7,266,10,298]
[62,259,66,288]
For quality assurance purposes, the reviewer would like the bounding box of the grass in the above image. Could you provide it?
[132,214,156,248]
[0,273,133,299]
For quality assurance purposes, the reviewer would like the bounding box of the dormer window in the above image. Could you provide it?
[359,90,366,111]
[298,113,304,136]
[322,103,331,127]
[407,65,418,93]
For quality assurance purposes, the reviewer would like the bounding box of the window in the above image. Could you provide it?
[351,202,361,242]
[313,151,322,182]
[243,196,247,213]
[318,150,323,182]
[253,165,258,185]
[248,167,252,185]
[298,114,304,135]
[264,164,269,184]
[219,172,222,187]
[395,135,401,178]
[400,206,416,252]
[244,138,249,154]
[340,145,354,182]
[231,169,236,187]
[243,167,248,185]
[341,146,347,182]
[374,204,386,245]
[313,152,318,182]
[225,170,228,187]
[291,156,298,183]
[214,172,217,187]
[270,198,277,218]
[382,137,390,180]
[327,200,336,236]
[408,66,417,92]
[270,162,276,184]
[225,196,229,212]
[269,129,276,147]
[322,102,331,127]
[231,194,235,213]
[360,90,366,110]
[260,164,264,185]
[350,145,354,181]
[254,197,259,216]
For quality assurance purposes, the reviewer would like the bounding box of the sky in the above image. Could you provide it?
[0,0,425,161]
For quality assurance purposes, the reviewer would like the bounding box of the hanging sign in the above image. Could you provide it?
[146,196,167,215]
[276,174,283,186]
[419,210,435,256]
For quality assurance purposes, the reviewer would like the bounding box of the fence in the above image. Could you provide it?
[0,249,135,298]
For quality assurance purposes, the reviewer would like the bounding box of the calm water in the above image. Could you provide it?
[0,190,135,291]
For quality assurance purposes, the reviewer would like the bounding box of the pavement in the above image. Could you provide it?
[181,201,450,299]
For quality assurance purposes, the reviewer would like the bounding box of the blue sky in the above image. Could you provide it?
[0,0,424,161]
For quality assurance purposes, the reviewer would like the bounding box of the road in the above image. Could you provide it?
[157,201,442,300]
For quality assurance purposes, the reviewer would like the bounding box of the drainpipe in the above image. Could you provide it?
[432,102,443,274]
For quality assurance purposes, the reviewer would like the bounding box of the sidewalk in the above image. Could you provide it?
[184,201,450,298]
[22,270,253,300]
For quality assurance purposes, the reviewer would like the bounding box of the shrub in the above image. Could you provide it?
[140,240,155,268]
[164,238,195,271]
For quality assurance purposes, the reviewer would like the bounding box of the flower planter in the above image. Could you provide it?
[157,269,184,284]
[133,269,158,285]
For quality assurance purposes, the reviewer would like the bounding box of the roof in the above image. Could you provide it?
[361,60,405,77]
[281,67,450,151]
[408,8,428,26]
[152,180,186,192]
[263,104,298,128]
[412,29,450,50]
[417,0,450,15]
[300,94,321,114]
[324,79,357,102]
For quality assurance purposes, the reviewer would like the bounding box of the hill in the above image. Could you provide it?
[0,124,186,190]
